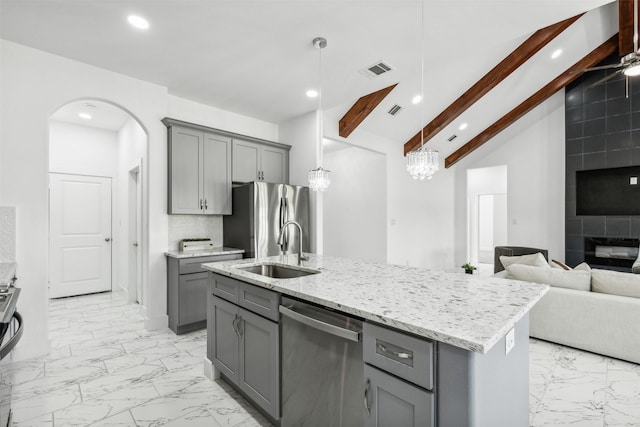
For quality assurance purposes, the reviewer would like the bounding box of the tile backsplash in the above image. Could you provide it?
[0,206,16,262]
[168,215,223,250]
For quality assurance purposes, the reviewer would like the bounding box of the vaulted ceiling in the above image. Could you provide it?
[0,0,616,162]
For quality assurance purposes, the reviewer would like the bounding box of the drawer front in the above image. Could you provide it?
[179,254,242,275]
[363,322,434,390]
[211,273,241,304]
[238,282,280,322]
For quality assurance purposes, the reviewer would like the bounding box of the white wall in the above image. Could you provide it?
[0,40,169,359]
[323,143,386,262]
[49,121,119,176]
[279,111,321,252]
[0,40,284,360]
[117,117,146,296]
[454,91,566,265]
[167,96,278,141]
[322,108,456,270]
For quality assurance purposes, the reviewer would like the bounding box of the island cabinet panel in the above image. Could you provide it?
[211,296,239,383]
[364,364,434,427]
[208,273,281,422]
[437,315,530,427]
[238,307,279,418]
[167,254,242,335]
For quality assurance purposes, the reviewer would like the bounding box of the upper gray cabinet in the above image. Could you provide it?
[232,139,289,184]
[165,119,232,215]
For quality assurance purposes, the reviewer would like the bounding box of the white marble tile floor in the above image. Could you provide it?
[4,291,640,426]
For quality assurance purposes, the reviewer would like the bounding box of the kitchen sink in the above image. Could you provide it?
[236,263,320,279]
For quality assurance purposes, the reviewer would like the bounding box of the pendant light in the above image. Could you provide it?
[406,0,439,180]
[308,37,331,192]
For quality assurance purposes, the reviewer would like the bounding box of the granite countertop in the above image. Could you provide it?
[0,262,16,286]
[202,254,549,354]
[164,247,245,259]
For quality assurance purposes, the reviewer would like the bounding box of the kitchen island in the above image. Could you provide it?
[202,254,548,426]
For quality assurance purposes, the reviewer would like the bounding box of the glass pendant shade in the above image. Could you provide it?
[406,146,439,180]
[308,166,331,191]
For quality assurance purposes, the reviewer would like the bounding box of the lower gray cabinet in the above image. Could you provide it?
[208,275,280,421]
[167,253,242,334]
[364,364,434,427]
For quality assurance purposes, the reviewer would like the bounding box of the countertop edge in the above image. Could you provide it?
[164,248,245,259]
[202,260,549,354]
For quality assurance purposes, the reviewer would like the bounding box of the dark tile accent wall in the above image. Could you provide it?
[565,53,640,267]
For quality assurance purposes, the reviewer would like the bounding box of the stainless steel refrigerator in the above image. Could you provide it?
[223,182,310,259]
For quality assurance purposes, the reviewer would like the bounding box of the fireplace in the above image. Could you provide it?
[584,237,640,270]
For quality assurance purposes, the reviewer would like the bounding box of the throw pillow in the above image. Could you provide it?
[551,259,570,270]
[574,262,591,271]
[506,264,591,291]
[633,244,640,274]
[499,252,549,270]
[591,269,640,298]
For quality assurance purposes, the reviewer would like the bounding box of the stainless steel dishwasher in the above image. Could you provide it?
[280,296,363,427]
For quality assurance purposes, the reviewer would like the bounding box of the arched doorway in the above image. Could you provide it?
[48,99,148,305]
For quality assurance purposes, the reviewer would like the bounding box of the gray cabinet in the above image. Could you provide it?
[165,120,232,215]
[232,139,289,184]
[167,254,241,334]
[363,322,435,427]
[208,273,280,421]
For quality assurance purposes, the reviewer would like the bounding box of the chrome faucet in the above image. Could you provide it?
[278,220,308,265]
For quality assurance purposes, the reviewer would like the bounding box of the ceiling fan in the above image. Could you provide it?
[579,0,640,87]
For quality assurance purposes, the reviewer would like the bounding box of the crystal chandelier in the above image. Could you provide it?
[406,0,439,180]
[406,147,439,180]
[308,37,331,192]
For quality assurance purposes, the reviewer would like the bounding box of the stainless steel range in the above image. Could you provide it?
[0,286,22,427]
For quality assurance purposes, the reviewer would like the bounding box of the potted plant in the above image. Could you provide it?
[461,263,477,275]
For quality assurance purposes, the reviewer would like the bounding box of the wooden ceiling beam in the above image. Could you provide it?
[403,13,583,155]
[339,83,398,138]
[619,0,635,56]
[444,35,618,169]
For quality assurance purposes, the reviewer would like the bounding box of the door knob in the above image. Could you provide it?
[105,238,111,242]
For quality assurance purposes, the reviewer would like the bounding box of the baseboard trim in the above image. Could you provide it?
[203,357,220,380]
[143,313,168,331]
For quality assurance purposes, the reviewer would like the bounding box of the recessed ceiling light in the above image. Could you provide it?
[78,112,92,120]
[459,122,468,131]
[551,49,562,59]
[127,15,149,30]
[306,89,318,98]
[412,95,422,105]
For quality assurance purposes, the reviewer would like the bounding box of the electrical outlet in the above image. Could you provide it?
[505,328,515,355]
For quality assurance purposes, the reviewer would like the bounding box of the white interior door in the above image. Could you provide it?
[49,173,112,298]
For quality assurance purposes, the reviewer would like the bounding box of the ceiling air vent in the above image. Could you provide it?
[361,60,394,78]
[387,104,402,116]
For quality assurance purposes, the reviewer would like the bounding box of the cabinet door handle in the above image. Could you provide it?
[364,378,372,416]
[204,199,208,210]
[377,342,413,360]
[200,199,204,210]
[232,314,240,336]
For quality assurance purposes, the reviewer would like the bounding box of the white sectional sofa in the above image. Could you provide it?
[495,249,640,365]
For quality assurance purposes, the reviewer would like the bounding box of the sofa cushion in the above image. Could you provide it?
[506,264,591,291]
[499,252,549,270]
[591,269,640,298]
